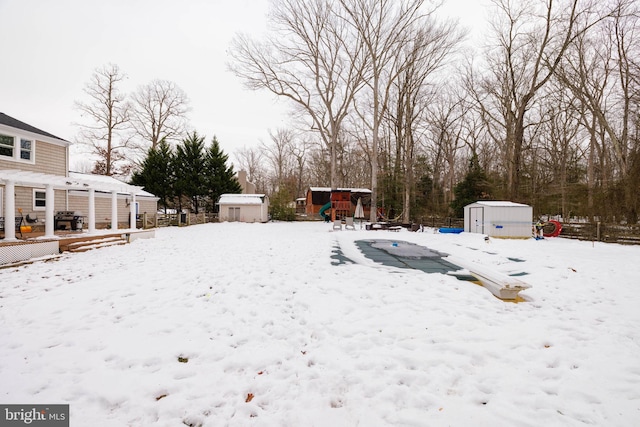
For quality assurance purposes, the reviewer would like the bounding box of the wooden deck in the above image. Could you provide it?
[0,229,156,267]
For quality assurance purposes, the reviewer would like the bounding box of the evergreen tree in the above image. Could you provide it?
[450,154,493,217]
[204,136,242,212]
[269,187,296,221]
[131,139,175,212]
[173,132,207,213]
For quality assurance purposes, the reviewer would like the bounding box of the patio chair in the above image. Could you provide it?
[345,217,355,230]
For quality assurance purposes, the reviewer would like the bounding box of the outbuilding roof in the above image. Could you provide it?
[469,201,530,208]
[218,194,267,205]
[309,187,371,193]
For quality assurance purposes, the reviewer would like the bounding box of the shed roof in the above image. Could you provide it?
[309,187,371,193]
[468,201,530,208]
[218,194,266,205]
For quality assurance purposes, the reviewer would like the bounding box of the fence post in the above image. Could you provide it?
[597,221,601,241]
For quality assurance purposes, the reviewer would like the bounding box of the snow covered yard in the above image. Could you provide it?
[1,222,639,426]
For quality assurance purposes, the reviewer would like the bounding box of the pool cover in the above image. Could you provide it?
[355,239,461,274]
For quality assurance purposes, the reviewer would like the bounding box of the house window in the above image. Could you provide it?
[0,133,35,163]
[33,189,46,211]
[0,134,14,157]
[20,138,33,160]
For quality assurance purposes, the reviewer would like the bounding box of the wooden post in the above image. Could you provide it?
[597,221,601,241]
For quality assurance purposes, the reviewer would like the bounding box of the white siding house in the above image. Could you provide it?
[464,201,533,238]
[218,194,269,223]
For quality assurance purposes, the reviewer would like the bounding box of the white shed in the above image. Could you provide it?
[464,201,533,238]
[218,194,269,223]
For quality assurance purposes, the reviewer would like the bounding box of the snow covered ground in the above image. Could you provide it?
[1,221,639,426]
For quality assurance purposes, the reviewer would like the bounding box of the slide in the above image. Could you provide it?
[319,202,331,222]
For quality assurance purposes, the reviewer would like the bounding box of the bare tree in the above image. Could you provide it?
[424,87,467,212]
[130,79,190,151]
[476,0,601,200]
[261,128,296,193]
[234,145,267,192]
[290,136,310,198]
[228,0,367,190]
[74,63,133,177]
[340,0,455,221]
[392,24,464,222]
[556,0,639,221]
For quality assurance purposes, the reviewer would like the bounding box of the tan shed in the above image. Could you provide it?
[218,194,269,223]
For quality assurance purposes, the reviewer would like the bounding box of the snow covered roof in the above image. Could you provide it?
[470,201,530,208]
[309,187,371,193]
[68,172,156,197]
[218,194,267,205]
[0,169,143,194]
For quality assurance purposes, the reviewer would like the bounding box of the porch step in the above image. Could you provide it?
[61,235,129,253]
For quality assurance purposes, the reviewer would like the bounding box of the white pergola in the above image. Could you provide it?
[0,169,143,241]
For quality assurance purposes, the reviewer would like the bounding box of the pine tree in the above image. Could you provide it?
[450,154,493,217]
[131,139,175,212]
[204,136,242,212]
[173,132,207,213]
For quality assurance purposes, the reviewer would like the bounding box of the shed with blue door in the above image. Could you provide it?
[464,201,533,238]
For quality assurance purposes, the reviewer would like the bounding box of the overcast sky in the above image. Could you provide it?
[0,0,488,169]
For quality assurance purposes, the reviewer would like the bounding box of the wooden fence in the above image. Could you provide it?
[418,217,640,245]
[136,212,218,229]
[557,222,640,245]
[418,217,465,229]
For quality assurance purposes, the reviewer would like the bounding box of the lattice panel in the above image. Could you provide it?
[0,241,59,265]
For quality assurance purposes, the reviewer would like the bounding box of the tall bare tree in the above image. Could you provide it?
[74,63,132,177]
[477,0,600,201]
[131,79,190,151]
[556,0,639,220]
[261,128,296,193]
[228,0,367,190]
[340,0,453,221]
[392,23,464,222]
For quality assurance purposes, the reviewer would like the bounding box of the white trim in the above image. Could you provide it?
[0,123,69,147]
[32,188,46,211]
[0,130,37,165]
[68,189,158,200]
[0,169,143,194]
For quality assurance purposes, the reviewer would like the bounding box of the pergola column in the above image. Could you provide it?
[111,191,118,231]
[44,184,55,238]
[4,180,16,241]
[88,188,96,234]
[129,193,137,230]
